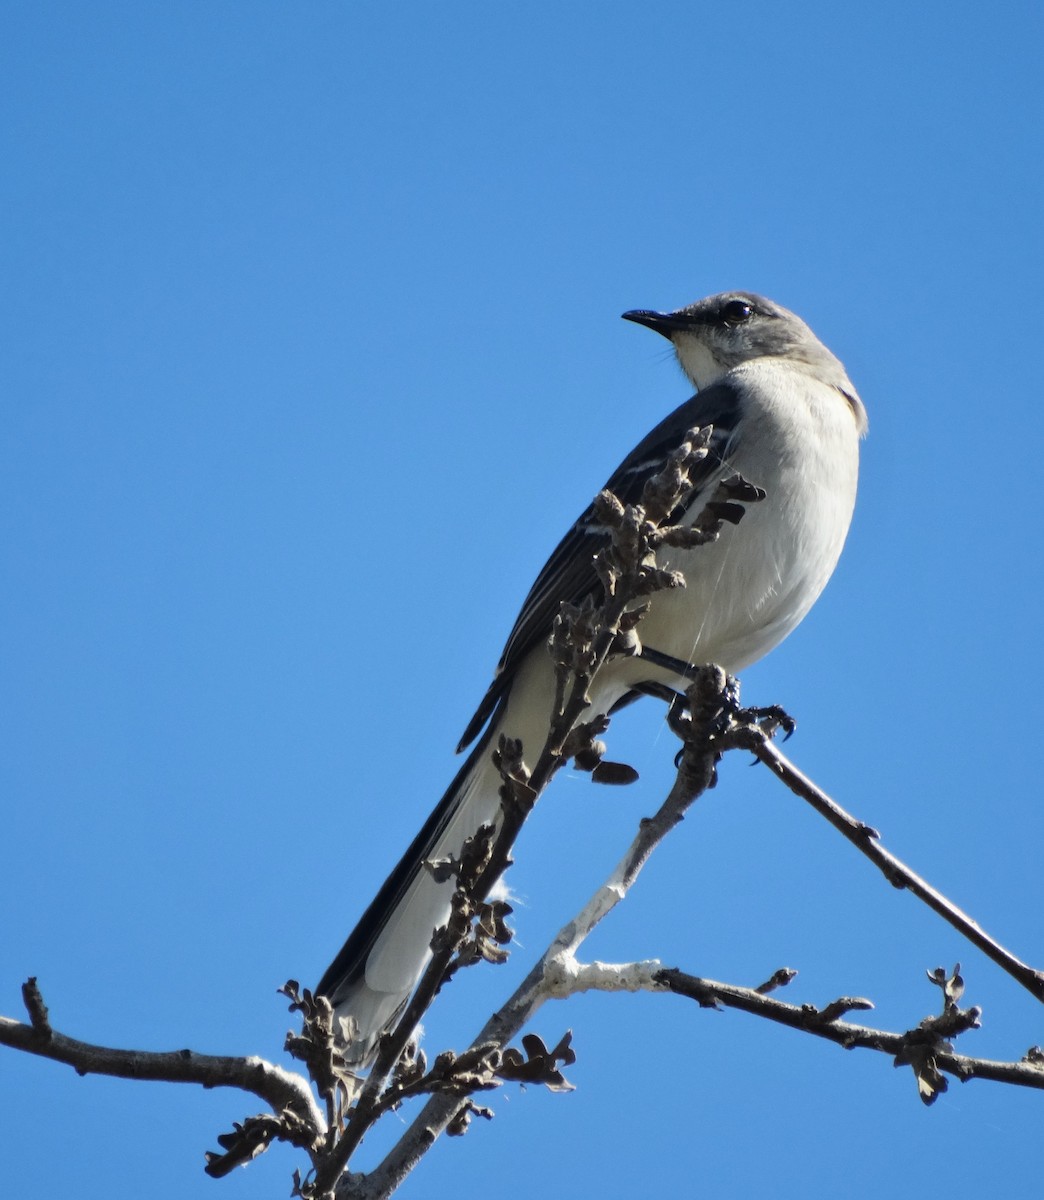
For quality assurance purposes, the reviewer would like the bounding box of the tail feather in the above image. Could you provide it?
[316,725,503,1063]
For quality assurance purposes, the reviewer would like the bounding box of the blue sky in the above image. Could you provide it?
[2,3,1042,1197]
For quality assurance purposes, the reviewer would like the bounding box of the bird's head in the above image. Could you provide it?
[623,291,849,394]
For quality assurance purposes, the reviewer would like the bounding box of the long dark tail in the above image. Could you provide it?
[315,723,500,1063]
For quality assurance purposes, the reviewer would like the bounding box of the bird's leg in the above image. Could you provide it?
[630,664,796,742]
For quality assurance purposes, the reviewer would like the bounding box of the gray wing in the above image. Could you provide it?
[456,380,745,751]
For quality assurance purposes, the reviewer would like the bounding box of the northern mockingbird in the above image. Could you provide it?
[317,291,867,1063]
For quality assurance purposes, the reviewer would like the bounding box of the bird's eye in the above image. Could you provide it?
[721,299,754,325]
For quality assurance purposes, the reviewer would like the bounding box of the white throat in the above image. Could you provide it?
[673,335,728,390]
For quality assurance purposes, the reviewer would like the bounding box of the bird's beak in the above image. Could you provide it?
[621,309,696,339]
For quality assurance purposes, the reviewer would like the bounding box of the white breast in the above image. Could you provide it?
[626,358,861,678]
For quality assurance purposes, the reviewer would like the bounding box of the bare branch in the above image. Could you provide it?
[657,967,1044,1098]
[0,979,325,1144]
[738,733,1044,1004]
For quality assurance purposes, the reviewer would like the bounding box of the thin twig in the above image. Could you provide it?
[0,980,325,1138]
[657,968,1044,1092]
[739,732,1044,1004]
